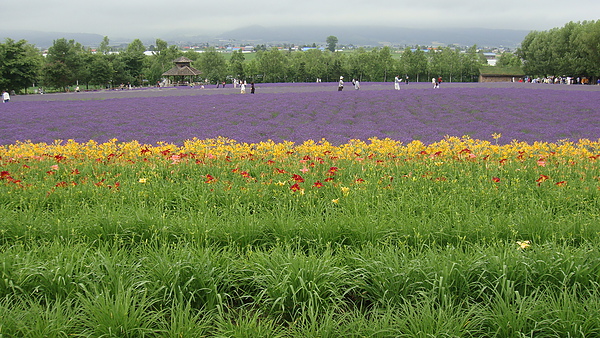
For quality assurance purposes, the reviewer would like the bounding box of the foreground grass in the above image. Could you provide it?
[1,136,600,336]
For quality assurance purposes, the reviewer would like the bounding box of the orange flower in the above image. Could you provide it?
[292,174,304,182]
[492,177,501,183]
[290,183,301,192]
[313,181,323,188]
[555,181,567,186]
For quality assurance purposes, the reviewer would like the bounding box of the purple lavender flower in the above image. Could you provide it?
[2,82,599,145]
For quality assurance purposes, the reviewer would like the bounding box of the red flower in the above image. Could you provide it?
[205,174,216,183]
[324,177,334,182]
[292,174,304,183]
[290,183,301,192]
[555,181,567,186]
[492,177,501,183]
[354,178,365,184]
[499,159,508,165]
[536,174,550,185]
[275,168,287,174]
[313,181,323,188]
[0,171,10,179]
[327,167,339,176]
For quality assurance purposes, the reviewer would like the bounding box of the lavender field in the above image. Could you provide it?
[2,82,599,145]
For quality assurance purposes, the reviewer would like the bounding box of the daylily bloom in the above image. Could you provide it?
[313,181,323,188]
[290,183,301,192]
[536,174,549,184]
[492,177,501,183]
[517,240,531,250]
[292,174,304,182]
[139,178,148,183]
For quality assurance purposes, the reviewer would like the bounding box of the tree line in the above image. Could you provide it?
[517,20,600,79]
[2,20,598,93]
[0,37,487,93]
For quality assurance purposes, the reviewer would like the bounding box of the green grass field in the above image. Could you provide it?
[1,137,600,336]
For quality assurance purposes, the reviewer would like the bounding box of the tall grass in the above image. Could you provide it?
[1,138,600,335]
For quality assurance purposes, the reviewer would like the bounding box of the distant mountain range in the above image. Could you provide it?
[214,25,530,48]
[1,25,530,49]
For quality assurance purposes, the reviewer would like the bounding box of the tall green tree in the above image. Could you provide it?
[98,36,111,55]
[461,45,485,82]
[326,36,338,52]
[518,21,600,78]
[43,38,85,90]
[144,39,182,85]
[257,48,287,83]
[400,47,428,82]
[87,53,114,88]
[229,50,246,80]
[0,38,43,93]
[120,39,147,86]
[495,52,522,68]
[196,47,227,83]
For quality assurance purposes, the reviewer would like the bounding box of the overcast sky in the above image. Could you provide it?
[2,0,598,39]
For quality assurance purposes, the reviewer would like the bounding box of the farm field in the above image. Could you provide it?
[2,81,600,146]
[1,82,600,336]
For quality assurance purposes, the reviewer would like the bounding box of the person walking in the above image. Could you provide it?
[250,82,255,94]
[394,76,401,90]
[240,81,246,94]
[338,76,344,91]
[2,90,10,103]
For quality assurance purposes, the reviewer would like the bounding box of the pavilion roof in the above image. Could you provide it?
[162,65,202,76]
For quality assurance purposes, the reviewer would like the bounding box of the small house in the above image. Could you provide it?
[479,66,525,83]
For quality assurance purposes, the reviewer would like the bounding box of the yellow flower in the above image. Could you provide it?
[138,178,147,183]
[332,199,339,204]
[341,186,350,195]
[517,240,531,250]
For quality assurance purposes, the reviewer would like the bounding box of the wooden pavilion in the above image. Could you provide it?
[162,57,203,85]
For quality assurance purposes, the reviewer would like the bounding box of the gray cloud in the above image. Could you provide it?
[2,0,598,38]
